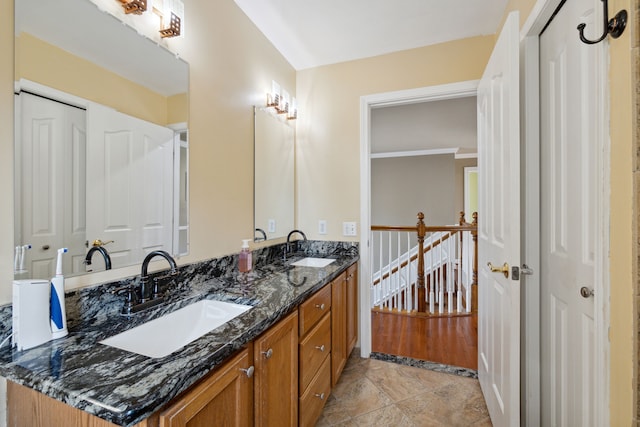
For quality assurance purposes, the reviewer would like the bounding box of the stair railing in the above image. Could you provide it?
[370,211,478,315]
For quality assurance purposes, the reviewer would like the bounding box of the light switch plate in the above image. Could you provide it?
[319,220,327,235]
[268,219,276,233]
[343,222,357,236]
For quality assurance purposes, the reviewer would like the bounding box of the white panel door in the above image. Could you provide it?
[139,125,176,254]
[64,104,87,274]
[18,93,86,278]
[477,12,520,427]
[87,104,174,269]
[540,0,603,424]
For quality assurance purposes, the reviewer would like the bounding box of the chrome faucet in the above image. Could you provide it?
[140,250,178,303]
[285,229,307,258]
[84,246,112,271]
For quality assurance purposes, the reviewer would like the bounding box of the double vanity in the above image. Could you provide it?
[0,241,358,426]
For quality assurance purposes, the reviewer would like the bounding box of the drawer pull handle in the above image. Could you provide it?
[315,344,325,352]
[315,303,325,310]
[240,366,254,378]
[262,348,273,359]
[314,392,325,400]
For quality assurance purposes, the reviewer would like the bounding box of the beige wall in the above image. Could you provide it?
[167,93,188,125]
[607,0,634,424]
[15,33,177,125]
[295,35,495,241]
[178,0,295,263]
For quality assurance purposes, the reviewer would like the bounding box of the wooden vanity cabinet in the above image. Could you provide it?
[7,381,159,427]
[331,271,347,387]
[299,356,331,427]
[161,310,300,427]
[253,310,299,427]
[159,345,254,427]
[345,263,358,356]
[298,285,332,426]
[331,263,359,387]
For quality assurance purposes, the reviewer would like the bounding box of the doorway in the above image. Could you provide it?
[358,80,479,360]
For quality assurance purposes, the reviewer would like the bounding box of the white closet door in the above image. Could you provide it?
[540,0,604,424]
[86,104,174,269]
[18,93,86,278]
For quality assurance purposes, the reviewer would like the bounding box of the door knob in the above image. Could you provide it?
[580,287,594,298]
[92,239,114,247]
[262,348,273,359]
[487,262,509,278]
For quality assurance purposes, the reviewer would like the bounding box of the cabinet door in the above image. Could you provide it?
[331,272,347,387]
[346,264,358,356]
[159,346,254,427]
[254,310,298,427]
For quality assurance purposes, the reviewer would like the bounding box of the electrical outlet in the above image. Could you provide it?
[268,219,276,233]
[318,220,327,235]
[343,221,357,236]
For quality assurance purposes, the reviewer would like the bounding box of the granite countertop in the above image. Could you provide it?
[0,242,358,426]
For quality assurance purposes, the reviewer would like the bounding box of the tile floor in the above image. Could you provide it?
[316,353,492,426]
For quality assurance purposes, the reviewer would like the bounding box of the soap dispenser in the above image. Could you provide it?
[239,239,252,273]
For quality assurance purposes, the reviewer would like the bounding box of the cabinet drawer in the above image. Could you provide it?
[299,284,331,336]
[299,313,331,393]
[299,355,331,427]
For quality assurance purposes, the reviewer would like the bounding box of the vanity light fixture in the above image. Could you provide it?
[267,81,281,110]
[279,90,290,115]
[287,97,297,120]
[156,0,184,38]
[267,81,297,117]
[118,0,147,14]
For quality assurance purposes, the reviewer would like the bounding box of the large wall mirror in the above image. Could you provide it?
[14,0,189,280]
[254,107,294,242]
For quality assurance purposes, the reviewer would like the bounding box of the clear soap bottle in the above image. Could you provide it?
[239,239,252,273]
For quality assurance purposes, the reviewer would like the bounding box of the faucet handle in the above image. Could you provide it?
[112,286,138,313]
[151,277,164,299]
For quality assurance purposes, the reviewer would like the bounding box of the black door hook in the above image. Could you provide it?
[577,0,627,45]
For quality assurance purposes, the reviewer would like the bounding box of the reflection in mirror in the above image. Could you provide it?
[14,0,189,280]
[254,107,295,242]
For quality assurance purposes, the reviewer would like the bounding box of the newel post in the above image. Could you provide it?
[472,212,478,287]
[458,210,466,250]
[416,212,427,312]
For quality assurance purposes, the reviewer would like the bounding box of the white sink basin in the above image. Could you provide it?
[291,257,336,268]
[99,300,252,358]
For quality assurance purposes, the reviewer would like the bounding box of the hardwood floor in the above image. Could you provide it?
[371,310,478,370]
